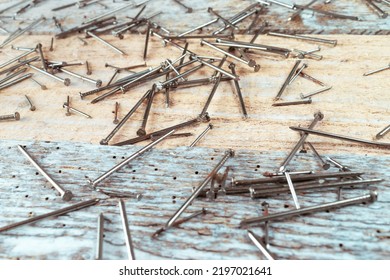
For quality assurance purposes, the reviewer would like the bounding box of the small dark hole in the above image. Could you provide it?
[45,197,49,200]
[78,167,82,169]
[362,202,366,205]
[121,157,125,159]
[56,147,60,150]
[62,224,66,227]
[25,195,29,198]
[172,200,176,204]
[103,234,105,238]
[256,165,260,168]
[195,171,199,174]
[172,196,176,199]
[8,147,11,149]
[23,145,26,148]
[132,177,135,180]
[35,172,39,175]
[15,186,19,189]
[29,212,32,215]
[173,176,177,180]
[58,170,62,173]
[339,243,343,248]
[376,230,381,233]
[254,169,258,171]
[210,157,214,160]
[326,210,330,213]
[154,168,158,171]
[12,175,16,178]
[132,170,136,173]
[284,204,289,208]
[113,156,116,159]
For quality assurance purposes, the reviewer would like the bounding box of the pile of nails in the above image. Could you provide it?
[0,0,389,260]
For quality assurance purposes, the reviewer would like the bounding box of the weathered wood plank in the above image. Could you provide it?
[0,140,388,260]
[0,0,389,35]
[0,34,389,156]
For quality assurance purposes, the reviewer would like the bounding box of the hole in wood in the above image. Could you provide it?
[45,197,49,200]
[58,170,62,173]
[15,186,19,189]
[56,147,60,150]
[154,168,158,171]
[35,172,39,175]
[195,171,199,174]
[256,165,260,168]
[25,195,28,198]
[172,196,176,199]
[339,243,343,248]
[284,204,289,208]
[113,156,116,159]
[132,170,136,173]
[211,157,214,160]
[173,176,177,180]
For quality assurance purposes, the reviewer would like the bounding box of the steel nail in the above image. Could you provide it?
[118,199,136,260]
[96,213,104,260]
[0,112,20,121]
[300,86,332,99]
[247,230,275,260]
[189,124,213,147]
[113,102,120,124]
[25,95,36,111]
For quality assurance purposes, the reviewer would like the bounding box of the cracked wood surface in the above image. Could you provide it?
[0,140,388,260]
[0,34,389,156]
[0,0,389,35]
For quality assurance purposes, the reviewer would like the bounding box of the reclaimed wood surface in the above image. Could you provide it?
[0,0,389,35]
[0,34,389,156]
[0,140,388,260]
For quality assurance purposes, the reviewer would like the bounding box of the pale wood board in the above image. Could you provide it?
[0,34,389,156]
[0,140,388,260]
[0,0,389,34]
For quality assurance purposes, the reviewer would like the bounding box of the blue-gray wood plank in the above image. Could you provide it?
[0,139,388,260]
[0,0,389,35]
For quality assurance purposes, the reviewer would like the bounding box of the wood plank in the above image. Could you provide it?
[0,139,388,260]
[0,34,389,156]
[0,0,389,35]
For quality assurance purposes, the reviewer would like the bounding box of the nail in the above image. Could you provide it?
[49,37,54,51]
[165,72,170,108]
[92,130,175,187]
[25,95,36,111]
[0,67,27,85]
[0,112,20,121]
[288,0,317,21]
[173,0,193,13]
[279,111,324,172]
[0,198,99,233]
[165,59,186,81]
[249,178,381,199]
[96,213,104,260]
[113,115,210,146]
[118,199,136,260]
[97,189,143,200]
[107,69,120,86]
[157,63,204,90]
[268,32,337,46]
[143,22,151,60]
[306,142,331,170]
[0,17,45,48]
[0,73,33,91]
[113,102,120,124]
[60,68,102,87]
[273,98,312,106]
[213,8,258,35]
[63,103,92,118]
[155,149,234,235]
[17,145,74,201]
[201,40,260,71]
[274,60,301,100]
[86,60,92,75]
[241,191,377,227]
[36,43,48,71]
[208,7,239,30]
[293,48,323,60]
[299,71,325,86]
[28,64,71,86]
[189,124,213,147]
[376,124,390,139]
[364,0,388,18]
[100,89,151,145]
[137,87,156,136]
[247,230,275,260]
[293,4,359,20]
[284,172,301,209]
[83,1,143,24]
[326,157,351,172]
[178,19,219,37]
[215,39,289,57]
[289,126,390,149]
[300,86,332,99]
[288,63,307,85]
[246,9,262,33]
[86,31,126,55]
[267,0,295,9]
[192,55,239,80]
[233,171,364,186]
[229,63,248,117]
[0,48,36,69]
[363,63,390,76]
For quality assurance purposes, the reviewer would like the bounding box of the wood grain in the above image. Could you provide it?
[0,140,388,260]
